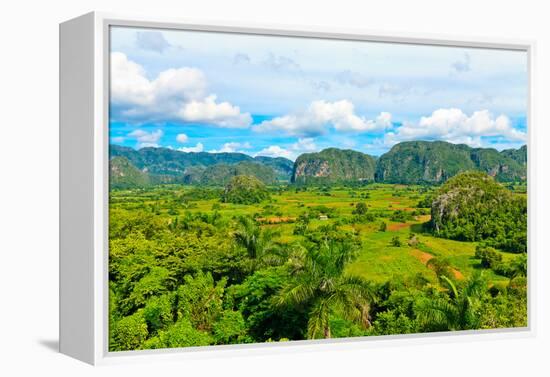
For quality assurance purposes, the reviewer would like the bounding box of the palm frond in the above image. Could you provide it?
[463,270,487,299]
[275,278,317,308]
[416,297,459,331]
[307,299,331,339]
[440,275,459,299]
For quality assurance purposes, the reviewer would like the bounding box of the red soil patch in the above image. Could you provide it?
[387,222,410,231]
[411,249,434,264]
[410,249,464,280]
[452,269,465,280]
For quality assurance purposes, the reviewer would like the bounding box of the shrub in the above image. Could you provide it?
[352,213,376,224]
[426,257,453,279]
[390,210,413,222]
[352,202,369,215]
[391,236,402,247]
[111,311,149,351]
[475,245,503,269]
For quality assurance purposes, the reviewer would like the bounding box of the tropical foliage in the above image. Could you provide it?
[109,158,528,352]
[431,171,527,253]
[222,175,271,204]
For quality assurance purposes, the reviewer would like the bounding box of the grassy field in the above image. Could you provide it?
[110,183,516,286]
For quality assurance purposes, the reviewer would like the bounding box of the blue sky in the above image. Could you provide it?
[109,26,528,159]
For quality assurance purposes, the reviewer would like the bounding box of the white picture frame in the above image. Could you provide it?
[59,11,536,365]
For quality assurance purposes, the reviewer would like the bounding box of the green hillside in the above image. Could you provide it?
[253,156,294,181]
[292,148,377,185]
[109,156,150,189]
[501,145,527,166]
[375,141,526,184]
[431,171,527,253]
[199,162,277,185]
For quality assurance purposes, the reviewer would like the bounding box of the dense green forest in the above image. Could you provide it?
[109,153,528,350]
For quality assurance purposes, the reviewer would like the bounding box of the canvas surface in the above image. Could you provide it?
[107,26,528,352]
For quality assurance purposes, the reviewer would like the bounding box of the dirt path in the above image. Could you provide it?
[410,249,464,280]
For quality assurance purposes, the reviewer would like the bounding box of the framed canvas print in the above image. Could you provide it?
[60,12,534,365]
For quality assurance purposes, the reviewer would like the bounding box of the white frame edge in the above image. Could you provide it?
[59,11,537,365]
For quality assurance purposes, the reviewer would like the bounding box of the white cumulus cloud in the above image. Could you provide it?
[254,100,392,136]
[127,129,164,149]
[110,52,252,128]
[179,95,252,128]
[291,138,317,153]
[255,145,294,159]
[176,133,189,143]
[111,136,125,143]
[384,108,526,147]
[254,138,318,161]
[209,142,252,153]
[177,143,204,153]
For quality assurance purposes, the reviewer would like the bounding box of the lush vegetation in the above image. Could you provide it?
[109,167,528,351]
[200,162,277,186]
[292,148,376,185]
[375,141,526,184]
[431,171,527,253]
[222,175,271,204]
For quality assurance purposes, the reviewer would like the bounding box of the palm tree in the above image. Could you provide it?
[416,271,487,331]
[276,233,375,339]
[233,216,284,268]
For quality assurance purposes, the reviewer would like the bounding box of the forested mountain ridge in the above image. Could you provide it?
[109,141,527,188]
[110,144,294,185]
[291,148,377,185]
[501,145,527,166]
[253,156,294,181]
[111,144,258,174]
[375,141,526,184]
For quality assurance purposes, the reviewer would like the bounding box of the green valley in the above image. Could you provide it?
[109,147,528,350]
